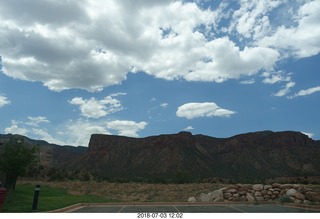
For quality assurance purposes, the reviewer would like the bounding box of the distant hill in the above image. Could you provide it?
[1,131,320,183]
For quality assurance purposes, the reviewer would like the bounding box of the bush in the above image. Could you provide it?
[279,196,294,203]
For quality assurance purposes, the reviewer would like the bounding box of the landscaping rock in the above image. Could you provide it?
[286,189,297,197]
[254,191,262,197]
[246,194,255,202]
[272,183,281,188]
[306,192,320,202]
[238,188,247,195]
[264,185,272,190]
[192,183,318,203]
[199,193,211,202]
[188,197,197,203]
[226,189,237,193]
[252,184,264,191]
[208,190,224,200]
[213,197,224,202]
[224,192,232,199]
[281,184,293,189]
[234,196,246,202]
[294,192,305,200]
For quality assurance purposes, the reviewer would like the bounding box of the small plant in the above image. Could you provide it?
[278,196,294,204]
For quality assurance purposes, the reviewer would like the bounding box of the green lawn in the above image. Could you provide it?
[1,183,116,212]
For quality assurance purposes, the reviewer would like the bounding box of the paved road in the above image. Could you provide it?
[69,203,320,213]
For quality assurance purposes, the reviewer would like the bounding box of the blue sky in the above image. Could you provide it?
[0,0,319,146]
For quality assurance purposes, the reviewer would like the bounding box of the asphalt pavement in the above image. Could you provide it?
[63,203,320,213]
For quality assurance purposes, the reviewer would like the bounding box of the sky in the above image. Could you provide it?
[0,0,319,146]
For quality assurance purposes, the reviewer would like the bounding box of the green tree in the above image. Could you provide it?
[0,136,39,190]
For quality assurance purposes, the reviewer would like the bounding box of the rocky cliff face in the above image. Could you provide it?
[80,130,320,182]
[1,131,319,182]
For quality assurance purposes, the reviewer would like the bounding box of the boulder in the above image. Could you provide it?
[238,188,247,195]
[306,192,320,202]
[252,184,264,191]
[234,196,246,202]
[264,185,272,190]
[254,191,262,197]
[294,192,306,200]
[208,190,223,200]
[246,194,255,202]
[281,184,293,189]
[224,193,232,199]
[199,193,211,202]
[243,184,252,189]
[213,197,224,202]
[286,189,297,197]
[188,197,197,203]
[226,189,237,193]
[261,190,267,195]
[297,187,307,194]
[272,183,281,188]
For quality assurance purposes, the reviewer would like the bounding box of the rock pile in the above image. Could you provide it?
[189,183,320,204]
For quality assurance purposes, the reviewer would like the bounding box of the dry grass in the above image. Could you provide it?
[18,180,223,202]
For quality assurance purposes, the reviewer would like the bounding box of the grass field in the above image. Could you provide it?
[1,180,221,212]
[1,182,117,212]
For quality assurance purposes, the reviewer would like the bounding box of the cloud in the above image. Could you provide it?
[302,132,314,139]
[31,128,65,145]
[69,93,125,118]
[4,120,28,136]
[0,95,10,107]
[258,0,320,58]
[176,102,236,119]
[229,0,285,40]
[289,85,320,98]
[273,81,296,97]
[183,126,194,131]
[26,116,50,126]
[160,103,169,108]
[262,71,292,84]
[240,79,255,84]
[4,118,65,145]
[0,0,282,92]
[106,120,148,137]
[62,119,111,146]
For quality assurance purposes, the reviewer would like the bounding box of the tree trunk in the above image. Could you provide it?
[5,174,18,190]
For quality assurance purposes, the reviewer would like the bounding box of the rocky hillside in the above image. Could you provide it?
[73,130,320,182]
[1,131,320,183]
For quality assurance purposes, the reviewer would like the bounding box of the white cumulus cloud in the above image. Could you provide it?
[258,0,320,58]
[0,0,287,92]
[69,93,125,118]
[176,102,236,119]
[106,120,148,137]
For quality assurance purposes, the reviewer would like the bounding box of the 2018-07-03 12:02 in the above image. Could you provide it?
[137,213,183,218]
